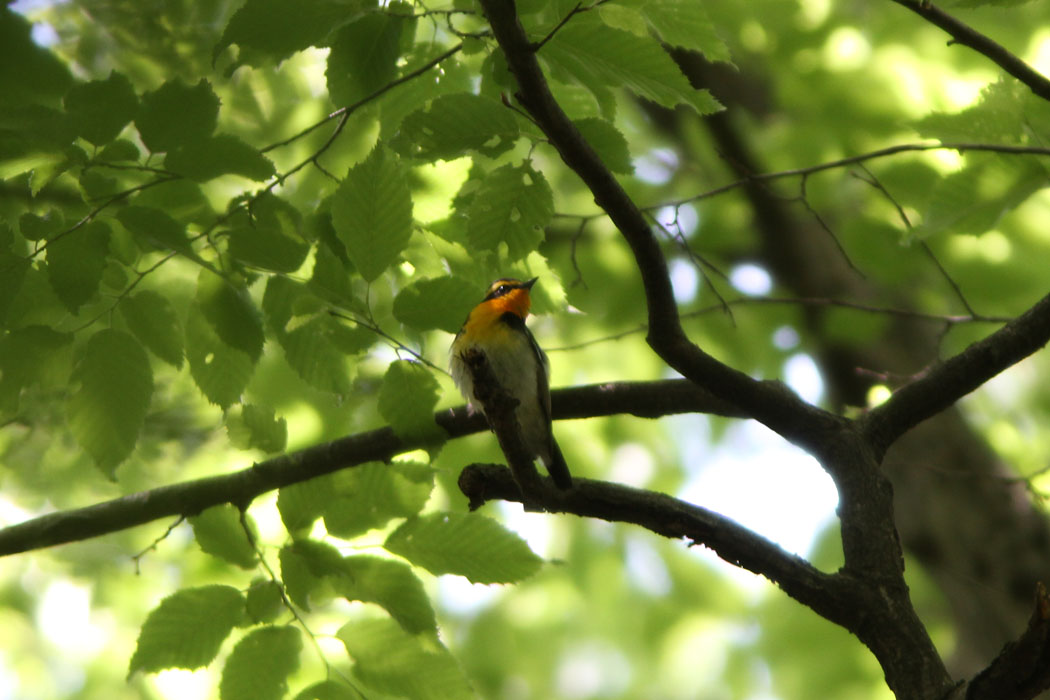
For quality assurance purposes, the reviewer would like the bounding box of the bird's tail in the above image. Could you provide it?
[545,440,573,490]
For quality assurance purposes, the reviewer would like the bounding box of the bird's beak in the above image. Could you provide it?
[524,277,538,290]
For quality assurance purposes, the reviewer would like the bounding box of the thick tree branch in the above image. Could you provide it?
[478,0,841,454]
[964,583,1050,700]
[0,379,736,557]
[889,0,1050,103]
[458,463,844,615]
[861,291,1050,458]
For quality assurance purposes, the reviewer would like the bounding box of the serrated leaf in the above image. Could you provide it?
[337,617,473,700]
[128,585,245,677]
[99,138,141,162]
[293,680,364,700]
[574,117,633,174]
[330,146,413,281]
[136,79,219,153]
[921,156,1047,237]
[165,134,275,182]
[67,329,153,474]
[394,93,520,161]
[64,71,138,145]
[466,162,553,261]
[324,462,435,538]
[326,11,409,106]
[279,539,347,611]
[119,290,184,368]
[542,15,721,115]
[0,325,72,417]
[385,512,543,584]
[196,272,265,361]
[245,579,284,624]
[278,474,338,534]
[115,205,211,269]
[45,220,110,312]
[227,199,309,272]
[216,0,364,63]
[378,360,441,441]
[226,403,288,453]
[186,305,257,408]
[190,505,258,569]
[619,0,732,63]
[19,208,64,241]
[392,275,477,333]
[220,626,301,700]
[336,555,437,633]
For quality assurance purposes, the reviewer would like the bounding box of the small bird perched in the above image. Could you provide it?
[450,277,572,490]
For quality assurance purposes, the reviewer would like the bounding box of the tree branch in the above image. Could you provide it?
[861,290,1050,458]
[888,0,1050,103]
[477,0,841,453]
[0,379,737,557]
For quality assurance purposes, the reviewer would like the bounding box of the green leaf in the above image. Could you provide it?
[99,138,141,162]
[63,71,138,145]
[393,93,520,161]
[45,220,110,312]
[136,79,219,153]
[336,555,437,634]
[385,512,544,583]
[377,360,441,441]
[165,134,276,182]
[337,617,473,700]
[128,585,245,677]
[219,626,301,700]
[326,11,408,106]
[330,146,413,281]
[115,205,210,268]
[574,117,633,174]
[186,305,257,408]
[323,462,435,538]
[466,162,553,261]
[119,290,184,368]
[279,539,347,611]
[618,0,732,63]
[392,275,477,333]
[67,329,153,474]
[542,15,721,115]
[19,209,64,241]
[227,197,309,272]
[293,680,364,700]
[216,0,364,63]
[190,505,258,569]
[196,272,265,362]
[921,156,1047,237]
[245,580,284,625]
[226,403,288,453]
[0,244,30,328]
[278,475,338,535]
[0,325,72,417]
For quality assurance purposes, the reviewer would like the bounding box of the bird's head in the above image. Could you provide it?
[481,277,537,319]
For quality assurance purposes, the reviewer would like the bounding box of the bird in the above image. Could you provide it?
[450,277,572,490]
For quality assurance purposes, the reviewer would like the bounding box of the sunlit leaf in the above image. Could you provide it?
[128,585,245,676]
[293,680,364,700]
[119,290,184,368]
[185,305,257,408]
[190,505,258,569]
[216,0,364,63]
[326,10,410,106]
[384,512,544,584]
[466,162,553,261]
[392,275,477,333]
[330,145,413,281]
[574,117,633,174]
[337,617,473,700]
[245,579,284,625]
[323,461,434,538]
[377,360,441,441]
[226,403,288,453]
[0,325,72,417]
[165,134,275,182]
[195,271,264,361]
[619,0,732,63]
[393,93,520,161]
[67,329,153,474]
[219,626,301,700]
[336,555,437,633]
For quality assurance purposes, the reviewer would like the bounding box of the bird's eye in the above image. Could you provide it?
[498,285,510,295]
